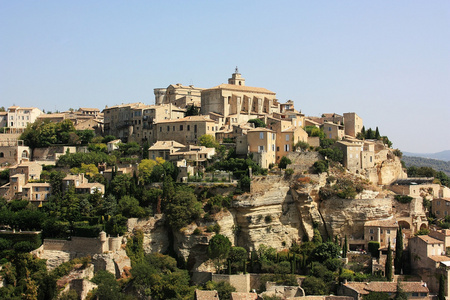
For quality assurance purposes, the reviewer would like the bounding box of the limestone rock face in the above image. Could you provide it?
[232,176,303,251]
[319,197,393,239]
[377,157,407,185]
[128,215,170,254]
[92,249,131,278]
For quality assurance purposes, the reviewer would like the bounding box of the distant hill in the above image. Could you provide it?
[402,155,450,176]
[403,150,450,161]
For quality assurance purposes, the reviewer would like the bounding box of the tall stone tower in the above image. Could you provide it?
[228,67,246,86]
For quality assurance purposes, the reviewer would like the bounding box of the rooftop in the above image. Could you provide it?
[204,83,276,95]
[344,281,429,294]
[417,235,443,244]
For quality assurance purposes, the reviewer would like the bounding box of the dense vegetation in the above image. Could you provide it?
[403,156,450,177]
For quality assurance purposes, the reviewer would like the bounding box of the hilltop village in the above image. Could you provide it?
[0,70,450,299]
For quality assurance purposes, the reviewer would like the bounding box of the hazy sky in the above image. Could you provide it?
[1,1,449,153]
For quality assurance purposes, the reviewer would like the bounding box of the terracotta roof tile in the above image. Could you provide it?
[204,83,276,95]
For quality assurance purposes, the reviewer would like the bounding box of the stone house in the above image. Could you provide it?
[409,233,449,295]
[107,139,121,153]
[169,145,215,165]
[432,197,450,218]
[148,140,186,161]
[102,102,146,142]
[5,106,43,133]
[338,281,430,299]
[9,161,42,181]
[336,138,375,174]
[0,139,31,166]
[155,115,217,145]
[154,83,204,108]
[246,128,276,169]
[364,219,398,249]
[323,121,344,140]
[389,177,445,200]
[322,113,344,125]
[140,104,185,144]
[62,173,105,195]
[343,112,363,138]
[21,182,51,206]
[0,111,7,128]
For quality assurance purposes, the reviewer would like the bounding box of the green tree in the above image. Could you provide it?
[310,242,340,263]
[131,253,194,299]
[385,240,393,281]
[199,134,220,149]
[394,227,403,274]
[205,280,236,300]
[208,234,232,272]
[301,276,327,295]
[342,235,348,258]
[185,104,200,116]
[364,292,390,300]
[278,156,292,169]
[165,187,202,230]
[375,127,381,140]
[438,274,446,300]
[91,270,124,300]
[248,118,266,128]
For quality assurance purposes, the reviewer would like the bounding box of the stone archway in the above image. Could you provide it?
[398,221,411,230]
[21,150,28,158]
[420,223,428,230]
[0,152,4,158]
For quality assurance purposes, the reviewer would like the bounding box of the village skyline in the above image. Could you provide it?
[1,1,449,153]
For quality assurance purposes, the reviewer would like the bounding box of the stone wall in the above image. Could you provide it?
[212,274,251,293]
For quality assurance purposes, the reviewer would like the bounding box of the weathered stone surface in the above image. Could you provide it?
[128,215,170,254]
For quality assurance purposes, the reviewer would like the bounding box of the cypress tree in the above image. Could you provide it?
[342,235,348,258]
[375,127,381,140]
[386,240,393,281]
[438,274,445,300]
[394,227,403,274]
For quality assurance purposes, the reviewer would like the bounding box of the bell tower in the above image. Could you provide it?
[228,66,245,86]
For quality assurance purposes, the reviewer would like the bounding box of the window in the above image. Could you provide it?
[260,132,264,139]
[370,236,373,240]
[167,126,170,132]
[159,127,162,132]
[285,134,289,141]
[258,146,264,152]
[180,125,183,130]
[173,126,175,131]
[369,229,374,234]
[380,229,383,234]
[272,144,275,151]
[284,144,289,151]
[328,127,331,131]
[187,125,190,131]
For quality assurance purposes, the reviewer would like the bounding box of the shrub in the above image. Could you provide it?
[278,156,292,169]
[313,160,328,173]
[285,168,294,176]
[193,228,201,235]
[394,195,413,204]
[368,241,381,258]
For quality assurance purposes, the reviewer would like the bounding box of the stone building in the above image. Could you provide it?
[155,115,217,145]
[338,281,430,299]
[148,140,186,161]
[432,197,450,218]
[323,121,344,140]
[5,106,43,133]
[246,128,276,169]
[201,69,280,125]
[154,83,204,108]
[364,219,398,248]
[0,139,31,166]
[343,112,363,138]
[409,233,449,295]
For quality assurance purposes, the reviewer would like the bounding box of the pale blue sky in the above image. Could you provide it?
[1,1,449,153]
